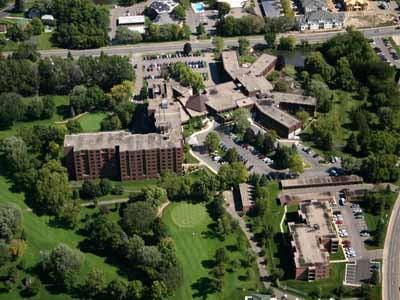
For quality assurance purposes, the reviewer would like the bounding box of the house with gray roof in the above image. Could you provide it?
[297,10,345,31]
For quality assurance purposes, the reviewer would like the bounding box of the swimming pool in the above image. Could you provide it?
[192,2,205,13]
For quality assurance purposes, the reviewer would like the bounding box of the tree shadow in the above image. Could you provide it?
[273,232,295,280]
[191,277,217,299]
[201,259,216,269]
[57,105,72,119]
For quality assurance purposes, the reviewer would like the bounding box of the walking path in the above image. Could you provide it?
[188,119,218,174]
[223,190,302,300]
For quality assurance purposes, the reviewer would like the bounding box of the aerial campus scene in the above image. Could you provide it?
[1,0,400,299]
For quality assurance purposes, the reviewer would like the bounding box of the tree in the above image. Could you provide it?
[23,276,42,297]
[223,148,239,163]
[264,31,276,48]
[213,36,224,57]
[288,153,304,174]
[169,62,204,93]
[34,160,72,215]
[107,279,128,300]
[12,42,40,62]
[218,162,249,189]
[173,5,186,20]
[231,108,250,137]
[150,281,168,300]
[52,0,109,49]
[57,202,80,229]
[66,120,83,134]
[217,1,230,17]
[243,128,256,145]
[127,280,144,300]
[238,37,250,56]
[295,110,309,124]
[273,81,289,92]
[82,268,106,299]
[31,17,44,35]
[0,93,25,128]
[278,35,296,51]
[273,146,292,169]
[0,136,33,175]
[41,243,84,290]
[183,42,192,55]
[115,27,142,44]
[196,23,205,36]
[304,52,335,84]
[335,57,356,91]
[101,115,122,131]
[215,247,228,265]
[0,203,23,242]
[80,180,102,199]
[204,131,221,153]
[6,24,30,42]
[14,0,24,13]
[121,201,157,235]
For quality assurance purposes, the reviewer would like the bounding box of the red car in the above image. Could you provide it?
[336,220,343,225]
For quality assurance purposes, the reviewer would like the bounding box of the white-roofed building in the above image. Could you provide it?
[117,15,146,34]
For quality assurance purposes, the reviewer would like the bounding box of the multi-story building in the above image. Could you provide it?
[64,131,183,181]
[288,200,339,281]
[64,95,184,181]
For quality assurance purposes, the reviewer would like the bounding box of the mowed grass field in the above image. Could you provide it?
[78,112,107,132]
[0,175,121,300]
[163,202,264,300]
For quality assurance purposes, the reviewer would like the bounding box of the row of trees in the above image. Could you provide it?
[169,62,205,93]
[0,53,135,96]
[216,15,294,37]
[0,93,55,129]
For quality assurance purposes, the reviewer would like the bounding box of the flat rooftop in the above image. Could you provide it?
[222,51,244,80]
[117,15,145,25]
[289,223,330,266]
[280,175,364,189]
[238,183,253,208]
[299,200,335,237]
[267,92,317,106]
[237,75,273,94]
[205,82,245,112]
[255,103,301,129]
[64,131,182,152]
[247,53,277,76]
[279,191,335,206]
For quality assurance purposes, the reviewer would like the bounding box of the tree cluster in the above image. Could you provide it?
[169,62,205,93]
[79,179,123,200]
[0,54,135,97]
[144,23,191,42]
[51,0,109,49]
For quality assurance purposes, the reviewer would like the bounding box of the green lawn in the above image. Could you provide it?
[78,112,107,132]
[0,95,69,139]
[330,246,345,261]
[0,175,121,300]
[0,32,55,51]
[280,263,346,297]
[163,202,264,300]
[302,91,362,158]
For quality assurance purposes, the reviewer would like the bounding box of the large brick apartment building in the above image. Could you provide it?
[64,96,184,181]
[64,131,183,181]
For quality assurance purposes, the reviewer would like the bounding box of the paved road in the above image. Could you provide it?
[15,25,400,58]
[382,193,400,300]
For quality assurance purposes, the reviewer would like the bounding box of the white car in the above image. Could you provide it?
[212,155,221,162]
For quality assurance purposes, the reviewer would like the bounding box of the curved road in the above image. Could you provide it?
[8,25,400,58]
[383,193,400,300]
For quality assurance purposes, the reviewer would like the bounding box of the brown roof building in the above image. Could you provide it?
[186,94,209,113]
[280,175,364,190]
[65,95,184,181]
[288,200,339,281]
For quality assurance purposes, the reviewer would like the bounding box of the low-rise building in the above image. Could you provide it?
[297,11,345,31]
[234,183,254,213]
[288,200,339,281]
[280,175,364,190]
[117,15,146,34]
[254,101,302,138]
[298,0,328,13]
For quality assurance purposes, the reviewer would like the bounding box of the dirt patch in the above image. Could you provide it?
[345,11,396,28]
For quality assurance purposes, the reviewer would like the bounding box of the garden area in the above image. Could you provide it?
[163,202,264,300]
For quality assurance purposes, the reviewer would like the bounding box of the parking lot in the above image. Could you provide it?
[142,51,211,81]
[371,37,400,68]
[332,198,371,262]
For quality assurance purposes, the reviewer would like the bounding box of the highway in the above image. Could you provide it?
[23,25,400,58]
[383,193,400,300]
